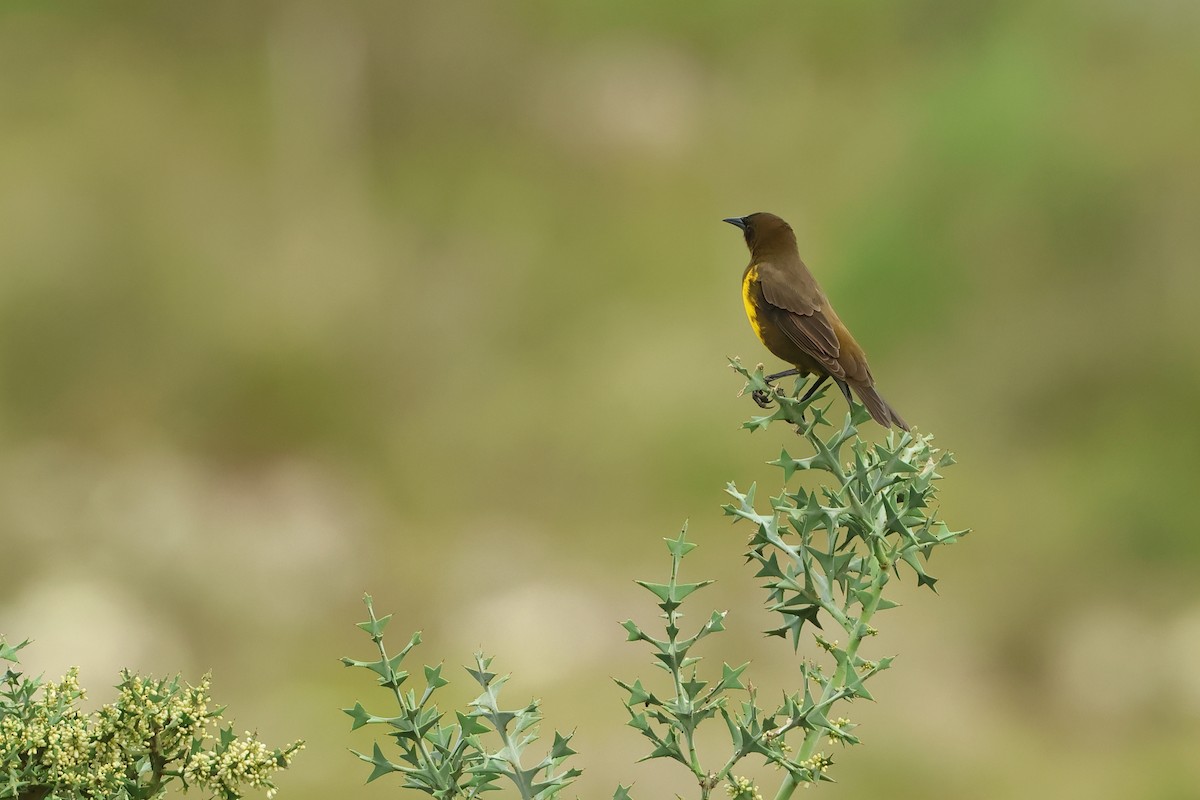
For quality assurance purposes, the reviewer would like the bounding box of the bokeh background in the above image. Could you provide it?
[3,2,1200,798]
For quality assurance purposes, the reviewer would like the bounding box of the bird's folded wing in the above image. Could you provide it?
[755,264,846,379]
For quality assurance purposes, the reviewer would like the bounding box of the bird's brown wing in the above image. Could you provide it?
[755,259,847,379]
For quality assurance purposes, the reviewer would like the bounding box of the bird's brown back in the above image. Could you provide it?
[733,212,907,430]
[744,215,872,385]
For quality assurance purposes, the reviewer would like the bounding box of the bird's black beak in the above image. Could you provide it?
[723,217,748,231]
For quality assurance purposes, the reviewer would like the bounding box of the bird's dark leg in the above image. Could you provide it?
[765,368,801,383]
[835,379,854,406]
[798,374,829,404]
[783,374,830,431]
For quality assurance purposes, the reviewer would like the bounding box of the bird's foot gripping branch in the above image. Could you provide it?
[345,363,968,800]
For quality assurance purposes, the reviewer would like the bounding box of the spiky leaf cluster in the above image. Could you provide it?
[725,359,964,643]
[616,530,828,800]
[343,595,579,800]
[615,363,966,800]
[724,360,965,781]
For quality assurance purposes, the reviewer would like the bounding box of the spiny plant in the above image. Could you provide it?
[613,361,965,800]
[342,596,580,800]
[347,361,967,800]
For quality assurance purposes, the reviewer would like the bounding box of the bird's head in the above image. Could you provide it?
[723,212,796,255]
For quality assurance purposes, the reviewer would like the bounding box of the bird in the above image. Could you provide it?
[724,212,909,431]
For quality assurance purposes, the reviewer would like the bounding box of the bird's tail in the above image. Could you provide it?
[852,382,910,431]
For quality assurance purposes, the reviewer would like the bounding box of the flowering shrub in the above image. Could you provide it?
[0,638,301,800]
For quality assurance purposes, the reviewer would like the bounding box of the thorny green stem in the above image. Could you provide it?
[813,428,873,526]
[773,565,889,800]
[713,748,747,787]
[844,568,887,667]
[481,682,536,800]
[772,772,799,800]
[668,551,704,782]
[365,602,438,774]
[146,733,166,796]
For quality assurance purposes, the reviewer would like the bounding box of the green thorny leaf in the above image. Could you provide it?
[345,597,581,800]
[719,358,968,789]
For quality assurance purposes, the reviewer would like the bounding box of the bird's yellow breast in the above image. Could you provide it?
[742,264,768,344]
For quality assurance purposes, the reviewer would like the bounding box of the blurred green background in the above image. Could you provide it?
[3,2,1199,798]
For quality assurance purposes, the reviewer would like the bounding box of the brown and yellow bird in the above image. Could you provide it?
[725,212,909,430]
